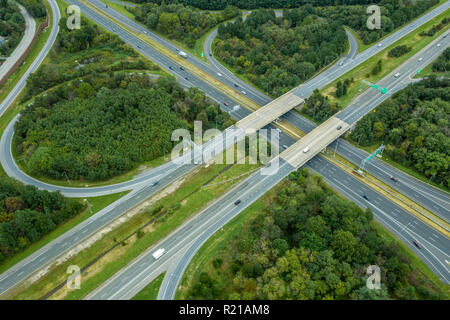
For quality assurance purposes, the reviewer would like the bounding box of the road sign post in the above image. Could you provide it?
[359,144,384,172]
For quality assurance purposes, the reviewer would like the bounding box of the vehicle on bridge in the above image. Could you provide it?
[179,51,188,58]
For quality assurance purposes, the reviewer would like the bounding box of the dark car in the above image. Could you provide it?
[234,200,241,205]
[137,45,141,49]
[185,77,189,80]
[390,176,399,182]
[180,67,184,71]
[169,66,174,70]
[209,53,212,57]
[362,195,369,201]
[151,181,158,187]
[413,240,422,249]
[234,83,239,88]
[337,125,342,130]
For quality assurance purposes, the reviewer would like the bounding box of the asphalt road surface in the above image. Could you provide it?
[0,0,448,298]
[0,0,59,117]
[0,4,36,83]
[87,38,450,300]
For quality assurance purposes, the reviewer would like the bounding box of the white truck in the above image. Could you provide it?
[152,248,166,260]
[179,51,188,58]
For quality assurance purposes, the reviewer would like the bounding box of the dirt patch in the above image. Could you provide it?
[142,223,155,233]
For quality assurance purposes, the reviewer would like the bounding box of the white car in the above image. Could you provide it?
[276,128,282,133]
[152,249,166,260]
[437,43,441,47]
[394,72,400,77]
[303,147,310,153]
[418,57,423,62]
[339,61,344,66]
[377,43,382,47]
[241,90,247,95]
[217,73,222,77]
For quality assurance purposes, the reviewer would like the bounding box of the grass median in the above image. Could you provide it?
[175,171,449,299]
[321,10,450,108]
[9,158,259,299]
[0,191,128,275]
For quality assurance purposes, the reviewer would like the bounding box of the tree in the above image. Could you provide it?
[331,230,356,262]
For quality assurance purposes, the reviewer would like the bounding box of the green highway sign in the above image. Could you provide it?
[380,87,387,94]
[372,84,379,89]
[201,52,204,57]
[417,69,421,74]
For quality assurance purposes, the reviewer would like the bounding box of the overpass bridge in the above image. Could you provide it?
[84,32,450,300]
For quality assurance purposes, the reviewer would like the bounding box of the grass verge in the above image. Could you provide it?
[345,138,450,193]
[132,272,165,300]
[175,171,449,299]
[0,191,128,274]
[10,159,258,299]
[0,3,51,113]
[321,10,450,108]
[372,222,449,293]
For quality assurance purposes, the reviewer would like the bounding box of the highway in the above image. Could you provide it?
[1,0,448,221]
[203,10,450,221]
[1,0,302,197]
[85,35,450,300]
[0,0,59,117]
[0,4,36,84]
[0,0,448,298]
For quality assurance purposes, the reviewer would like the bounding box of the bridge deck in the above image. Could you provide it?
[236,92,304,132]
[280,116,349,168]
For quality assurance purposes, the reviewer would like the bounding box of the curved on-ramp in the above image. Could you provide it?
[0,4,36,83]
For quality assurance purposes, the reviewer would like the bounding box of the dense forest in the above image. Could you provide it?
[431,47,449,73]
[302,89,341,122]
[316,0,439,45]
[349,78,449,188]
[0,1,25,57]
[16,0,46,19]
[128,0,380,10]
[15,75,234,181]
[214,8,347,96]
[15,17,234,182]
[185,169,446,300]
[128,3,239,48]
[0,176,84,263]
[420,16,448,37]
